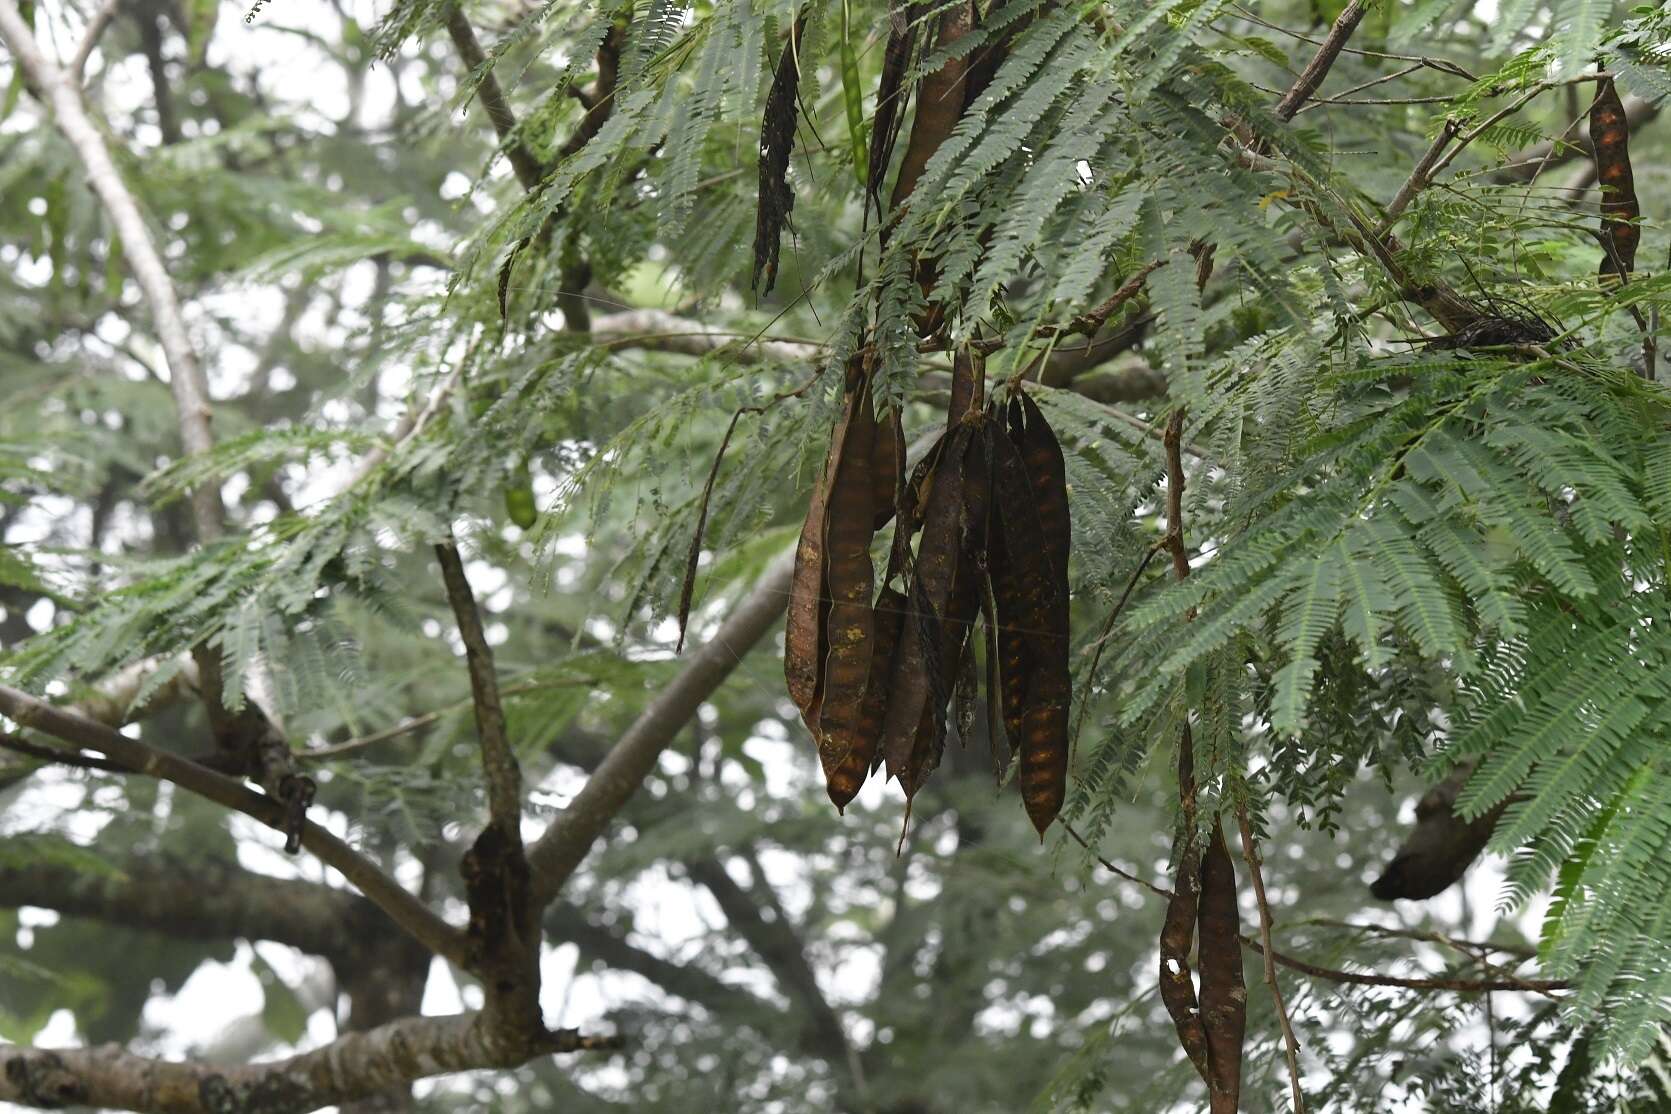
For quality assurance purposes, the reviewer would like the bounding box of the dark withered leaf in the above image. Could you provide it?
[753,15,808,295]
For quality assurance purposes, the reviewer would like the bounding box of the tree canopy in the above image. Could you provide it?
[2,0,1671,1110]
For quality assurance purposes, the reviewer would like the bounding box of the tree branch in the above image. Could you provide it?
[1274,0,1368,121]
[435,534,523,840]
[0,1014,616,1114]
[686,858,853,1071]
[526,547,796,906]
[443,5,546,191]
[0,683,468,966]
[69,0,123,81]
[0,0,220,542]
[0,851,377,966]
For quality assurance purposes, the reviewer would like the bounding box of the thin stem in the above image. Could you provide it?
[1236,805,1306,1114]
[69,0,122,80]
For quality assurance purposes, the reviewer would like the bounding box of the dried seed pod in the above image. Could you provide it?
[889,0,976,212]
[867,3,919,222]
[988,413,1069,836]
[1591,78,1640,280]
[785,395,851,727]
[1159,825,1210,1086]
[752,14,808,294]
[816,380,879,801]
[980,579,1009,782]
[886,431,946,584]
[1008,391,1070,834]
[857,585,909,784]
[1198,822,1246,1114]
[881,426,973,786]
[873,403,906,531]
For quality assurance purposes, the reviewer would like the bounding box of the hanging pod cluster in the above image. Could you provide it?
[784,351,1073,838]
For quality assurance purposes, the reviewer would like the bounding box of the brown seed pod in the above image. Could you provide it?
[857,585,909,784]
[1197,822,1246,1114]
[881,425,973,786]
[816,379,879,802]
[784,388,854,729]
[1591,78,1640,280]
[1159,833,1210,1085]
[873,402,906,531]
[1008,391,1070,834]
[866,3,920,223]
[752,14,808,295]
[889,0,976,212]
[988,413,1069,836]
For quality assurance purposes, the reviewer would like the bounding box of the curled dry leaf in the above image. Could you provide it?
[1198,823,1246,1114]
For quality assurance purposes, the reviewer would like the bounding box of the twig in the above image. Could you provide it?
[1061,820,1172,899]
[1070,540,1166,751]
[1227,5,1476,80]
[1065,817,1571,996]
[69,0,123,80]
[1377,118,1461,236]
[0,682,468,965]
[1275,0,1368,121]
[1293,62,1423,114]
[1236,805,1306,1114]
[435,534,523,841]
[443,7,546,190]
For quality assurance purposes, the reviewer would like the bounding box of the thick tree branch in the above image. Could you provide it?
[526,547,796,906]
[0,1015,616,1114]
[686,859,853,1070]
[0,683,467,966]
[0,852,376,966]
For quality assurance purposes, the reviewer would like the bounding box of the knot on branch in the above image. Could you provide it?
[463,824,534,957]
[4,1051,85,1108]
[278,774,316,855]
[197,1069,310,1114]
